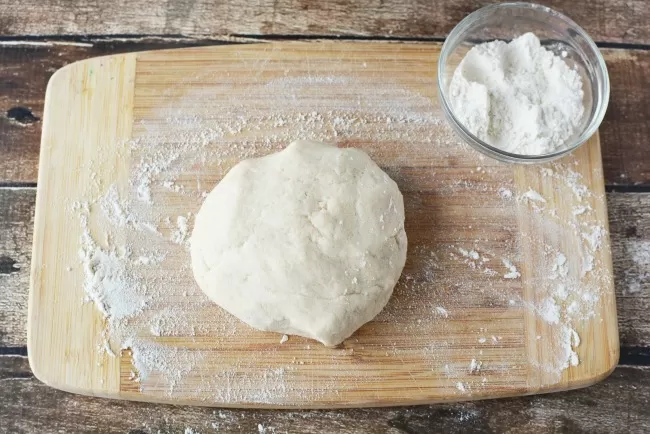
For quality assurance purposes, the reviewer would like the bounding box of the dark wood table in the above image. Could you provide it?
[1,1,648,432]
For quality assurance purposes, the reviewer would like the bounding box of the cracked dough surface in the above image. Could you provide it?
[190,140,407,346]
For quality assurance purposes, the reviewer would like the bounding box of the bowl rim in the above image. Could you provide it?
[437,1,611,163]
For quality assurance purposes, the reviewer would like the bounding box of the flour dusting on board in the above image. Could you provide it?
[68,67,611,402]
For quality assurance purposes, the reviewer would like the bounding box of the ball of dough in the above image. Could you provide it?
[190,140,407,346]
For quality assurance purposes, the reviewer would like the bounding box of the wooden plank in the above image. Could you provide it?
[600,50,650,186]
[1,42,649,185]
[609,193,650,349]
[4,189,648,348]
[1,354,649,433]
[0,188,34,347]
[0,0,648,44]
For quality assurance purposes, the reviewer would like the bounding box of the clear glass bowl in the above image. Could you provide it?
[437,2,610,163]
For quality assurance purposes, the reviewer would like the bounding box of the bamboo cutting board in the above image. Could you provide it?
[28,42,619,408]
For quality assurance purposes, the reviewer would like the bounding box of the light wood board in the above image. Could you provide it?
[28,42,619,408]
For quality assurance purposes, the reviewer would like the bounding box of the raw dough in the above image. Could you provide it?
[190,140,407,346]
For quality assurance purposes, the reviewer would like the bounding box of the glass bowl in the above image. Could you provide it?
[437,2,610,163]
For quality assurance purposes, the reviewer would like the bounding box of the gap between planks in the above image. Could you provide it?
[1,35,650,51]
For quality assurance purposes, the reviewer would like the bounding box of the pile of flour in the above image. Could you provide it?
[448,32,585,155]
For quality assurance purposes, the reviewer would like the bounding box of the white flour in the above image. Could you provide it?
[449,32,584,155]
[501,259,521,280]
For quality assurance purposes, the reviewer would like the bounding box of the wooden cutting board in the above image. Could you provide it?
[28,42,619,408]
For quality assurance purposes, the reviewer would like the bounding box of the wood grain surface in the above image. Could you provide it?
[0,188,33,347]
[1,42,649,185]
[27,42,617,407]
[1,0,649,431]
[0,0,648,44]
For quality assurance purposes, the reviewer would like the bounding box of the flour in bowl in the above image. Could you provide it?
[448,32,585,155]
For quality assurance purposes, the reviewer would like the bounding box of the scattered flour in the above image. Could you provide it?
[77,208,149,321]
[501,259,521,279]
[171,214,191,246]
[498,187,513,200]
[72,72,464,401]
[572,206,587,216]
[435,306,449,318]
[446,160,611,379]
[70,66,610,402]
[521,189,547,204]
[539,298,560,324]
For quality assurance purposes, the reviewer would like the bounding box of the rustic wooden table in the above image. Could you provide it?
[0,1,648,433]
